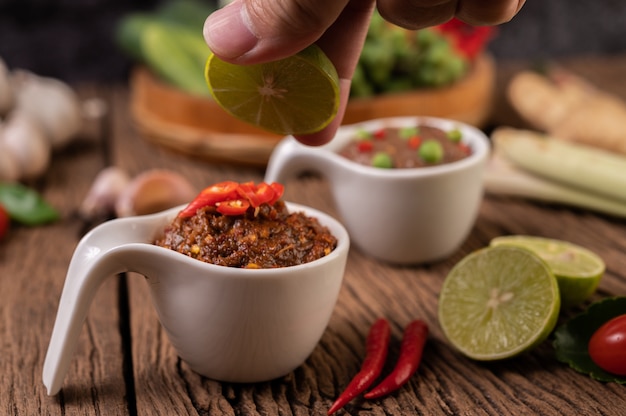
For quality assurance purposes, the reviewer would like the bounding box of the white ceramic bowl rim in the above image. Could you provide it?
[149,202,350,280]
[316,116,490,178]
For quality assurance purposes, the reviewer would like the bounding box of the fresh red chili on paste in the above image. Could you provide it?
[178,180,284,218]
[327,318,391,415]
[155,181,336,269]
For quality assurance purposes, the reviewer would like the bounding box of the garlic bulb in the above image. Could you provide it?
[0,122,20,181]
[12,70,82,150]
[0,58,14,117]
[115,170,197,217]
[1,111,51,179]
[79,166,131,220]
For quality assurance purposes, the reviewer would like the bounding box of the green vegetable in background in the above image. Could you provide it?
[350,10,468,98]
[0,183,59,225]
[141,22,210,95]
[115,0,216,96]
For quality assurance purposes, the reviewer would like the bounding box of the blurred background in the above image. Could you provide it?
[1,0,626,83]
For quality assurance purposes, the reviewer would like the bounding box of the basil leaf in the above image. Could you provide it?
[0,183,60,225]
[553,297,626,384]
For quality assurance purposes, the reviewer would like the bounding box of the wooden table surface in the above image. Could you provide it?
[2,56,626,415]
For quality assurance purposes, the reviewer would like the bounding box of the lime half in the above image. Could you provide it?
[438,246,561,360]
[490,235,605,309]
[205,44,340,135]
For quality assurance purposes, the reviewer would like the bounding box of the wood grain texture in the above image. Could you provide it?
[1,57,626,415]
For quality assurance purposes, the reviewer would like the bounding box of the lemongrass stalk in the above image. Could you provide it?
[484,151,626,219]
[491,128,626,203]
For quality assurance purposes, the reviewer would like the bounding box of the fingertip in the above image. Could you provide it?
[204,1,258,60]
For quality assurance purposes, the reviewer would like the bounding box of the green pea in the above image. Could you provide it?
[372,152,394,168]
[419,139,444,163]
[355,128,373,140]
[399,126,419,139]
[447,128,462,143]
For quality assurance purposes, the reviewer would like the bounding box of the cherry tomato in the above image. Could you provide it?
[588,314,626,376]
[179,181,239,217]
[216,199,250,216]
[0,204,9,240]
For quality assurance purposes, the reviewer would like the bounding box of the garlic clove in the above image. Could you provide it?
[2,111,51,179]
[115,169,197,217]
[0,124,21,182]
[79,166,131,221]
[11,69,83,150]
[0,58,15,117]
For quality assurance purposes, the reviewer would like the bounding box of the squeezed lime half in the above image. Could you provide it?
[205,44,340,135]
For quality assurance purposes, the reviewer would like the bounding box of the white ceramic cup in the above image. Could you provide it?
[265,116,490,265]
[43,203,349,395]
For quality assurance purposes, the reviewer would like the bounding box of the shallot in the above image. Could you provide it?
[115,169,197,217]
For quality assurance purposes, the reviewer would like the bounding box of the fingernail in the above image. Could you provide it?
[204,1,258,59]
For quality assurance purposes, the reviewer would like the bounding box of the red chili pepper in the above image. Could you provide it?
[178,181,239,217]
[436,18,495,60]
[364,320,428,400]
[458,142,471,155]
[373,129,387,140]
[327,318,391,415]
[407,136,421,149]
[216,199,250,215]
[357,141,373,152]
[178,181,284,217]
[267,182,284,205]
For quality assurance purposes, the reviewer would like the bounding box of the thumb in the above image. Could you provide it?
[204,0,349,64]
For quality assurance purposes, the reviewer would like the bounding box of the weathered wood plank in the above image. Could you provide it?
[0,87,129,415]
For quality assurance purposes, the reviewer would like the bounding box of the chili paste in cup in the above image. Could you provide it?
[153,181,337,268]
[339,124,471,168]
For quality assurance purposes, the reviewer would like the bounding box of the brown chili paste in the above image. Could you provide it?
[153,201,337,268]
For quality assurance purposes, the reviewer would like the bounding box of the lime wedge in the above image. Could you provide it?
[438,245,561,360]
[204,44,340,135]
[490,235,605,308]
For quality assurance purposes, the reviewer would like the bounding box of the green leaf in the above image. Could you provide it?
[553,297,626,383]
[0,183,60,225]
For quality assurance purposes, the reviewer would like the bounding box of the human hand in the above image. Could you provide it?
[203,0,525,145]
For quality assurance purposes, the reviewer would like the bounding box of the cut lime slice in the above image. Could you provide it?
[204,44,340,135]
[490,235,605,308]
[438,245,561,360]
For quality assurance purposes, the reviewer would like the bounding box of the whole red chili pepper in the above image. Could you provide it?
[327,318,391,415]
[364,319,429,400]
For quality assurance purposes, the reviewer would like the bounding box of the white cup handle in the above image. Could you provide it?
[264,137,336,183]
[42,214,166,395]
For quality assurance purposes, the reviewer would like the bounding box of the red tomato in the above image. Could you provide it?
[216,199,250,215]
[0,204,8,239]
[588,314,626,376]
